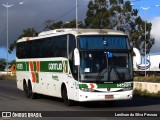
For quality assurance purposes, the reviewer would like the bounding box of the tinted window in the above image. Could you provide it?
[16,35,68,59]
[79,36,128,50]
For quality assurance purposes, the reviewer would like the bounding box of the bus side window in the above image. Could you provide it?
[69,35,77,79]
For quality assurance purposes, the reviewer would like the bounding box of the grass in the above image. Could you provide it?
[0,74,16,80]
[134,76,160,83]
[134,89,160,99]
[134,76,160,99]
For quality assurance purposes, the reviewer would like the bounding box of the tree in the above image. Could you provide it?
[9,0,155,54]
[44,19,85,30]
[84,0,155,54]
[9,28,38,53]
[85,0,110,28]
[0,58,6,71]
[44,20,63,30]
[9,60,16,66]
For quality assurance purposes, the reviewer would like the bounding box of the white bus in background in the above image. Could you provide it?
[16,29,134,106]
[133,49,160,76]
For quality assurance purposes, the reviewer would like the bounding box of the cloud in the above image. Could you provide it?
[0,0,89,47]
[150,17,160,52]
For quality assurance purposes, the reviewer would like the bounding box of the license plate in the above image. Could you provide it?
[105,95,114,99]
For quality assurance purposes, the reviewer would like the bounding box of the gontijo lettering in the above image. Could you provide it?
[48,63,62,71]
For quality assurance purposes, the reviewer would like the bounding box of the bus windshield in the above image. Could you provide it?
[79,35,129,50]
[78,36,133,83]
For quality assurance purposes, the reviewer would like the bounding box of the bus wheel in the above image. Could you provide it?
[24,82,29,98]
[62,86,73,106]
[28,82,37,99]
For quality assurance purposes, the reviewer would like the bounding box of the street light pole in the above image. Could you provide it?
[2,2,23,74]
[2,3,14,74]
[76,0,78,29]
[141,7,150,77]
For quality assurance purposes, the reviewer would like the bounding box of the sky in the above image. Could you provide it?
[0,0,160,61]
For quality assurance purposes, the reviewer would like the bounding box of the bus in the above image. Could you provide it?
[16,29,133,106]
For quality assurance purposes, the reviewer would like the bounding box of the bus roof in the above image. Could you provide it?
[17,29,127,43]
[38,29,126,36]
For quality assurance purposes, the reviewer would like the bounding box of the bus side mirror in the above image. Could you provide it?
[74,48,80,66]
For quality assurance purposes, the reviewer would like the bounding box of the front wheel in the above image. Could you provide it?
[62,86,73,106]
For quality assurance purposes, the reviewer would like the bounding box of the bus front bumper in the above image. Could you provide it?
[78,90,133,102]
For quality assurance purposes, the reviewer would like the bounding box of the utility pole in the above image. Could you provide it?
[76,0,78,29]
[2,3,14,74]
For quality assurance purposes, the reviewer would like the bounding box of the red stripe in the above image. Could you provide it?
[26,37,30,42]
[90,84,94,89]
[29,62,34,71]
[31,72,36,83]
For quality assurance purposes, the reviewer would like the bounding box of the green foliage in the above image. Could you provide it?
[134,76,160,83]
[8,40,16,54]
[134,89,160,99]
[0,58,6,71]
[17,28,38,39]
[0,59,15,71]
[0,74,16,81]
[44,20,63,30]
[44,19,85,30]
[9,60,16,66]
[84,0,155,54]
[9,0,155,55]
[9,28,38,53]
[85,0,110,28]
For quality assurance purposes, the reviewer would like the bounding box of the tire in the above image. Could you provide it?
[28,82,37,99]
[62,86,73,106]
[24,82,29,98]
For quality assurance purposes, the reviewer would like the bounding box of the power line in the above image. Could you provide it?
[54,6,76,22]
[35,6,76,31]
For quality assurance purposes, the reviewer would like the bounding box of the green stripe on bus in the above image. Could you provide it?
[35,72,39,83]
[79,83,133,89]
[16,62,27,71]
[79,84,88,88]
[26,62,29,71]
[16,60,68,73]
[40,61,63,72]
[33,61,37,71]
[97,84,118,88]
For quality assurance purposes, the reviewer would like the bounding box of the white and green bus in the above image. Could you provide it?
[16,29,133,106]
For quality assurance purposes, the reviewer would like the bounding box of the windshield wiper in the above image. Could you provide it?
[109,65,126,82]
[96,68,107,82]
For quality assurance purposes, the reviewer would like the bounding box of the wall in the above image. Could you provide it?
[134,82,160,93]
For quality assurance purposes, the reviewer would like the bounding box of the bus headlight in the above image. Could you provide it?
[80,88,95,92]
